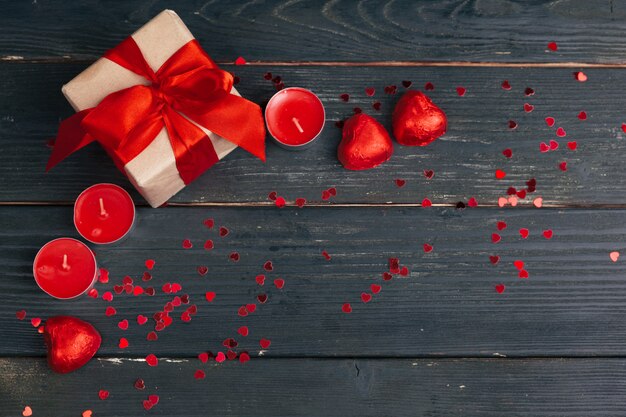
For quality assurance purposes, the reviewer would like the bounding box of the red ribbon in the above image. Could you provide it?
[47,37,266,184]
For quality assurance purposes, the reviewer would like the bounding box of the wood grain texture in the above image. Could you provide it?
[2,0,626,63]
[2,63,626,205]
[3,357,626,417]
[4,205,626,357]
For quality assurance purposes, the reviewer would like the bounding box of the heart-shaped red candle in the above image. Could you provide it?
[338,113,393,170]
[392,91,447,146]
[44,316,101,373]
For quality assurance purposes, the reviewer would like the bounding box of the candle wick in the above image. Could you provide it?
[61,254,70,271]
[99,197,108,217]
[292,117,304,134]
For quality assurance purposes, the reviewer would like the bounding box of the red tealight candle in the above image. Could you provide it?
[74,183,135,244]
[33,238,98,299]
[265,87,325,150]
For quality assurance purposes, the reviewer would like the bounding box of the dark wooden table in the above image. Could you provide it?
[4,1,626,415]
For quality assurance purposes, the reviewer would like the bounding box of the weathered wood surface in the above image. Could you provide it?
[3,0,626,64]
[3,63,626,205]
[3,357,626,417]
[4,205,626,357]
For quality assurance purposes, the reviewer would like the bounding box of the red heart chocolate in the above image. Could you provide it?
[392,91,447,146]
[44,316,101,373]
[338,113,393,170]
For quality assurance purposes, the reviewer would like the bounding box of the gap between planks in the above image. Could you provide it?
[4,57,626,68]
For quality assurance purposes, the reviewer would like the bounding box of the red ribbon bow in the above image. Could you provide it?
[47,37,265,184]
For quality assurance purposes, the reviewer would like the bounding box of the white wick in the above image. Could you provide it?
[62,254,70,271]
[99,197,108,217]
[292,117,304,134]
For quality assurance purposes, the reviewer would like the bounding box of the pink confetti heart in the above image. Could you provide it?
[610,251,620,262]
[533,197,543,208]
[216,352,226,363]
[118,319,128,330]
[556,127,566,137]
[498,197,507,207]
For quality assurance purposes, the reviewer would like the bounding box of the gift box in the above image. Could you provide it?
[48,10,266,207]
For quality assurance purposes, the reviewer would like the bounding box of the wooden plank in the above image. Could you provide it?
[2,63,626,205]
[2,0,626,63]
[3,357,626,416]
[4,205,626,357]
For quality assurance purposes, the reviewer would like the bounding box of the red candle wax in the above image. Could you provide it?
[265,87,325,150]
[74,184,135,244]
[33,238,98,299]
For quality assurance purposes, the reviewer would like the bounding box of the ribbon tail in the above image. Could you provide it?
[46,109,96,171]
[181,94,266,162]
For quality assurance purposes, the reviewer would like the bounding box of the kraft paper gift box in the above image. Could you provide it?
[57,10,263,207]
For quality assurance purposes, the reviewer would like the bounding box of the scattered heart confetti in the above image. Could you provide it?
[423,243,433,253]
[118,319,128,330]
[519,270,529,279]
[456,86,466,96]
[361,292,372,303]
[402,80,412,88]
[519,228,529,239]
[22,406,32,417]
[543,229,553,239]
[134,378,146,390]
[145,259,155,270]
[204,240,214,250]
[118,337,129,349]
[508,196,518,207]
[545,117,555,127]
[275,197,286,208]
[495,284,505,294]
[143,400,153,411]
[425,82,434,90]
[371,284,382,294]
[547,41,558,51]
[496,221,507,231]
[16,310,26,320]
[578,111,587,120]
[105,306,117,317]
[559,161,567,171]
[149,394,159,405]
[256,275,266,286]
[340,93,350,102]
[260,338,272,349]
[556,127,566,137]
[229,252,240,262]
[540,142,549,152]
[372,101,382,111]
[508,120,517,129]
[384,85,397,95]
[30,317,41,328]
[264,261,274,271]
[82,410,92,417]
[98,389,109,400]
[502,148,512,158]
[146,354,158,367]
[198,352,210,363]
[492,233,501,243]
[489,255,500,265]
[342,303,352,313]
[423,169,434,179]
[495,169,506,179]
[524,87,535,96]
[322,250,331,260]
[205,292,216,302]
[365,87,375,96]
[513,260,525,270]
[567,141,578,150]
[523,103,534,113]
[238,326,249,336]
[87,288,98,298]
[468,197,478,207]
[102,292,113,302]
[274,278,285,289]
[296,198,306,208]
[610,251,620,262]
[216,352,226,363]
[574,71,587,82]
[501,80,511,90]
[137,315,148,325]
[257,294,268,303]
[197,266,208,275]
[533,197,543,208]
[182,239,193,249]
[219,227,229,237]
[240,352,251,363]
[234,56,246,65]
[203,218,214,228]
[194,369,206,379]
[422,198,432,207]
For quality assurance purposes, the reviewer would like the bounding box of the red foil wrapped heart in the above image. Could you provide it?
[44,316,101,373]
[392,91,447,146]
[338,113,393,170]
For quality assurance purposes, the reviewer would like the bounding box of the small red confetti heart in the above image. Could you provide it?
[523,103,534,113]
[425,82,435,90]
[382,272,393,281]
[545,117,555,127]
[102,292,113,302]
[423,169,434,179]
[204,240,214,250]
[105,306,117,317]
[519,228,529,239]
[384,85,397,94]
[260,338,271,349]
[353,107,362,114]
[145,287,155,296]
[547,41,558,51]
[517,189,526,199]
[22,406,32,417]
[296,198,306,208]
[142,272,152,282]
[16,310,26,320]
[239,352,251,363]
[238,306,248,317]
[30,317,41,327]
[456,86,466,96]
[371,284,382,294]
[257,294,268,304]
[567,141,578,150]
[143,400,153,411]
[495,284,505,294]
[234,56,246,65]
[205,292,216,302]
[215,352,226,363]
[361,292,372,303]
[238,326,249,336]
[113,285,123,294]
[322,250,331,260]
[513,260,524,270]
[197,266,208,275]
[118,319,128,330]
[149,395,159,405]
[501,80,511,90]
[468,197,478,207]
[123,276,133,285]
[219,227,229,237]
[145,259,155,270]
[82,410,92,417]
[622,123,626,133]
[502,148,512,158]
[519,270,529,279]
[264,72,273,80]
[422,198,432,207]
[133,286,144,296]
[118,338,129,349]
[340,93,350,102]
[574,71,587,82]
[395,179,406,187]
[322,190,331,200]
[171,283,182,293]
[540,142,549,153]
[256,275,265,286]
[181,311,192,322]
[556,127,566,137]
[198,352,209,363]
[372,101,382,111]
[98,268,109,283]
[268,191,277,201]
[525,87,535,96]
[489,255,500,265]
[137,315,148,325]
[399,266,409,276]
[98,389,109,400]
[492,233,501,243]
[194,369,206,379]
[182,239,193,249]
[203,218,214,228]
[365,87,375,96]
[559,161,567,171]
[549,140,559,150]
[274,278,285,289]
[496,221,507,231]
[274,196,286,208]
[402,80,412,88]
[342,303,352,313]
[134,379,145,390]
[423,243,433,253]
[145,354,158,367]
[87,288,98,298]
[543,229,553,239]
[229,252,240,262]
[246,304,257,313]
[264,261,273,271]
[578,111,587,120]
[495,169,506,179]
